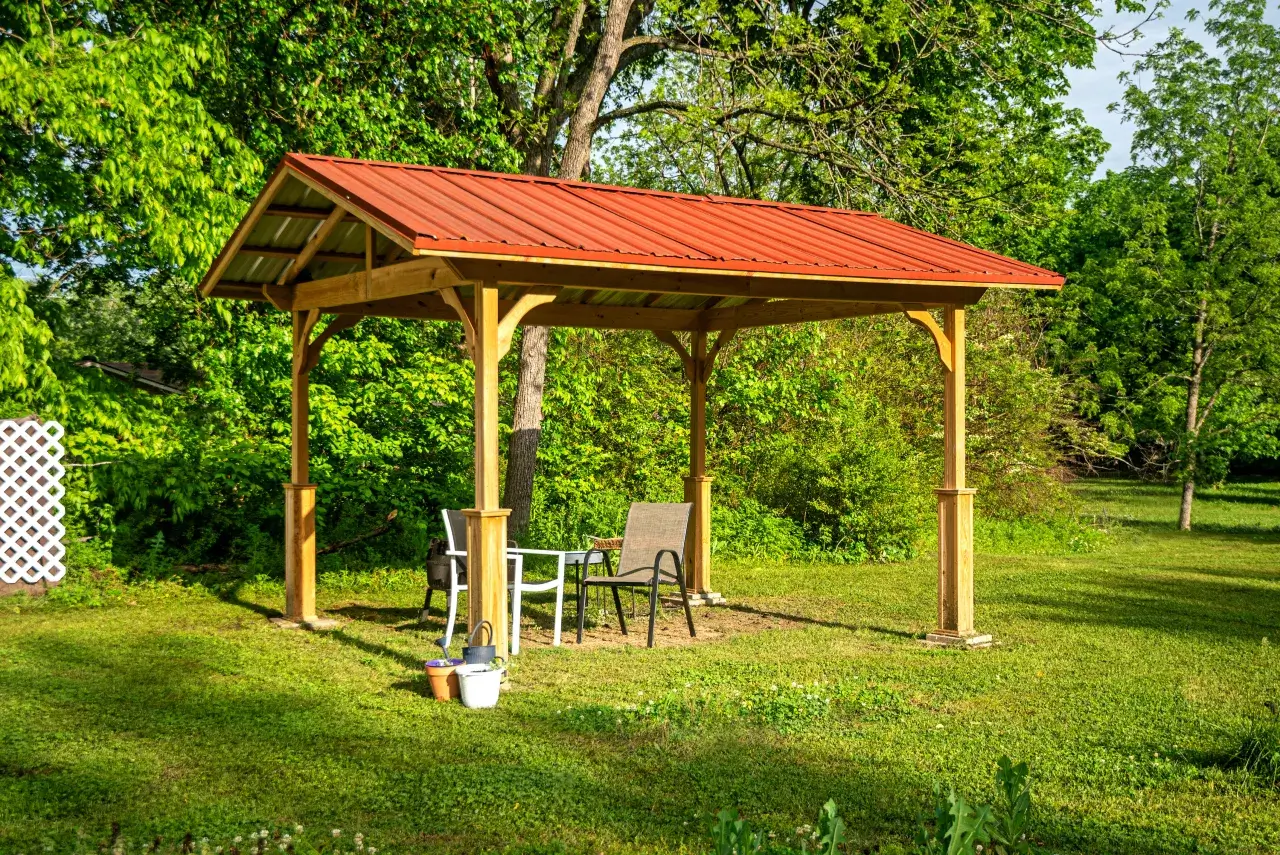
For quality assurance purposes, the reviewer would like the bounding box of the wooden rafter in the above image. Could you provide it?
[278,206,349,285]
[199,166,294,295]
[265,205,360,222]
[245,245,364,264]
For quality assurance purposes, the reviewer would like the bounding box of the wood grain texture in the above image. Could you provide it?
[466,283,510,657]
[283,484,317,621]
[934,306,977,638]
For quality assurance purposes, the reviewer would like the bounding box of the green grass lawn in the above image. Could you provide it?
[1,479,1278,854]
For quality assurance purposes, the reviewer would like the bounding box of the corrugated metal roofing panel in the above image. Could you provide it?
[219,153,1063,289]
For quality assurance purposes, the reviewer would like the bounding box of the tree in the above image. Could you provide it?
[487,0,1114,532]
[1051,0,1280,529]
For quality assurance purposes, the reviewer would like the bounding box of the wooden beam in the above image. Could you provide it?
[929,305,985,646]
[209,283,270,302]
[703,327,737,380]
[654,331,693,376]
[199,165,294,296]
[439,286,476,356]
[364,224,375,299]
[446,257,991,305]
[301,314,363,375]
[291,309,321,377]
[685,331,712,597]
[243,245,364,264]
[263,257,460,311]
[285,308,320,622]
[278,206,349,286]
[465,282,510,658]
[265,205,360,222]
[497,287,559,357]
[700,299,904,331]
[903,307,953,372]
[942,308,965,493]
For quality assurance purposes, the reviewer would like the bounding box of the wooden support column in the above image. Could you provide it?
[279,310,359,630]
[684,330,719,605]
[464,282,511,658]
[283,310,319,626]
[926,306,989,648]
[656,328,734,606]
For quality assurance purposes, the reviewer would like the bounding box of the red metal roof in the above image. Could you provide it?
[280,153,1063,288]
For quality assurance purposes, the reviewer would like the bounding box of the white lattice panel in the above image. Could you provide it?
[1,419,66,584]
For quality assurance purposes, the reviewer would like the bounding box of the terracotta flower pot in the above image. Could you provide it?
[425,657,463,702]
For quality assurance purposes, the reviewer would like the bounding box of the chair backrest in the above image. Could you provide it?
[617,502,692,582]
[443,509,467,556]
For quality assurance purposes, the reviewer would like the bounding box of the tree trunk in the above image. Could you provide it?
[500,0,637,531]
[1179,297,1208,532]
[503,324,549,536]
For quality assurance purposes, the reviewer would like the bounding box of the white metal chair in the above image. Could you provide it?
[426,510,564,654]
[503,547,567,653]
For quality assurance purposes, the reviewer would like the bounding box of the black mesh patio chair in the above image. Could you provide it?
[576,502,695,648]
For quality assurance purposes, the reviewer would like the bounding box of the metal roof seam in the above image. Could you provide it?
[558,184,723,261]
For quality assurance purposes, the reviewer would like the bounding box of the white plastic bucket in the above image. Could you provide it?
[456,664,503,708]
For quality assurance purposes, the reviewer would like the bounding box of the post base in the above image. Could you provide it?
[270,616,341,631]
[924,631,993,649]
[686,591,725,607]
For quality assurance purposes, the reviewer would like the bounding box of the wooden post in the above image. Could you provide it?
[283,311,318,626]
[684,330,721,606]
[926,307,988,648]
[465,282,510,658]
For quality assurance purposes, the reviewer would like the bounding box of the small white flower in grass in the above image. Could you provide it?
[295,826,303,834]
[260,829,269,839]
[368,849,376,855]
[234,837,243,844]
[278,845,286,852]
[332,829,342,838]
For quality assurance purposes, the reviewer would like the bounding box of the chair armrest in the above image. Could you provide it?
[506,548,566,556]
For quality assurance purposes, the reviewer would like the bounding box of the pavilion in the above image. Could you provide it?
[198,153,1065,655]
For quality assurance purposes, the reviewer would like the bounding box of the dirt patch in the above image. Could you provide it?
[514,599,804,650]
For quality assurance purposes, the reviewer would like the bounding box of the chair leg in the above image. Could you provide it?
[444,586,459,649]
[552,576,564,648]
[577,581,588,644]
[420,587,433,622]
[612,586,628,636]
[676,566,696,638]
[646,581,659,648]
[511,583,523,656]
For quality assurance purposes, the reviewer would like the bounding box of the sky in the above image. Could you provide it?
[1063,1,1280,176]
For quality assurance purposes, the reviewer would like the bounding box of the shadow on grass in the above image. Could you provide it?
[1008,571,1280,639]
[0,629,1233,855]
[725,603,920,640]
[1116,518,1280,540]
